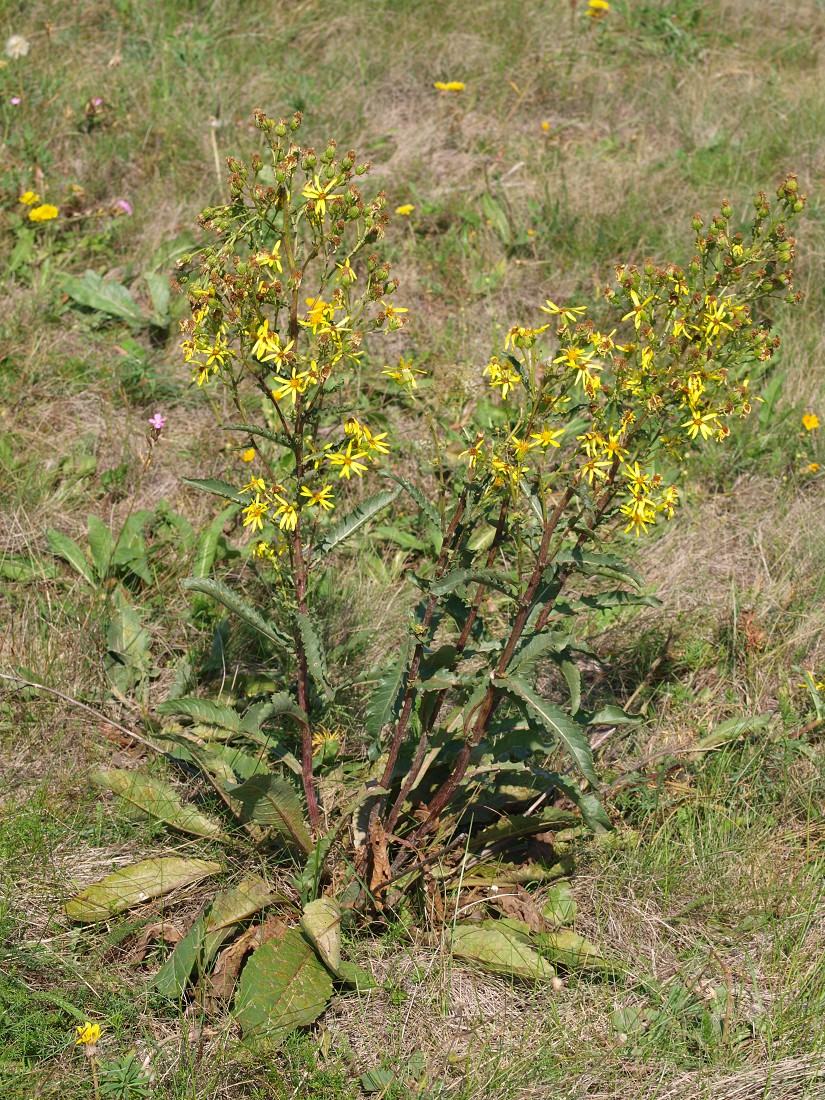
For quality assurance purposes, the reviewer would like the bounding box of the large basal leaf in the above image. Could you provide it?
[87,515,114,578]
[541,772,612,833]
[535,929,613,973]
[93,769,227,839]
[106,604,152,671]
[299,897,341,973]
[470,808,580,849]
[294,613,332,701]
[154,876,274,998]
[61,270,149,325]
[181,476,247,504]
[193,505,237,579]
[450,923,555,982]
[65,858,221,923]
[365,638,413,742]
[233,928,333,1047]
[143,271,170,324]
[156,695,242,732]
[227,774,312,854]
[45,528,95,584]
[497,676,598,788]
[311,487,399,563]
[182,577,291,647]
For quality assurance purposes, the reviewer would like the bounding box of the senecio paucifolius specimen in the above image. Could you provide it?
[178,111,804,891]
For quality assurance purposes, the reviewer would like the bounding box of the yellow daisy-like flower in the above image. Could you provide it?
[272,367,310,406]
[241,447,255,462]
[382,357,426,390]
[302,297,336,333]
[434,81,465,92]
[621,290,654,331]
[530,426,564,449]
[241,475,266,494]
[540,300,586,326]
[29,203,59,222]
[395,203,415,216]
[621,494,656,536]
[362,425,390,455]
[273,496,298,531]
[802,413,819,431]
[301,175,335,219]
[75,1023,102,1047]
[253,243,282,273]
[242,495,269,531]
[484,357,521,399]
[19,190,40,205]
[300,484,335,511]
[588,0,610,14]
[682,408,720,440]
[328,440,369,480]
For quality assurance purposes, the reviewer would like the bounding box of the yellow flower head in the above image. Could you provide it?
[76,1023,102,1047]
[301,175,335,218]
[273,496,298,532]
[241,447,256,462]
[242,495,269,532]
[328,439,369,480]
[19,190,40,205]
[434,81,465,92]
[300,484,335,511]
[395,203,415,216]
[29,203,58,222]
[382,357,426,391]
[802,413,819,431]
[587,0,610,14]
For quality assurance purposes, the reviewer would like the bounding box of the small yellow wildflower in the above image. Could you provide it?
[241,447,255,462]
[682,408,720,440]
[302,297,335,333]
[29,203,59,222]
[241,475,266,495]
[621,290,654,331]
[531,426,565,449]
[300,484,335,511]
[541,121,552,132]
[622,461,651,494]
[484,357,521,399]
[395,203,415,216]
[273,496,298,532]
[302,175,335,218]
[540,300,586,326]
[459,434,486,468]
[621,495,656,536]
[505,324,548,349]
[379,300,408,325]
[382,357,426,390]
[75,1023,102,1047]
[272,367,310,406]
[336,258,357,284]
[802,413,819,431]
[807,462,820,473]
[580,456,612,485]
[362,425,390,455]
[19,190,39,205]
[242,495,268,531]
[254,244,283,273]
[328,440,369,479]
[588,0,610,13]
[434,81,465,92]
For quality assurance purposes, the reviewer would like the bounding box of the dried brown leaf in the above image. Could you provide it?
[209,916,288,1001]
[489,885,548,933]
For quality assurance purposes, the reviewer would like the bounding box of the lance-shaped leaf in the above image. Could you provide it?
[181,476,247,504]
[154,875,274,998]
[496,676,598,787]
[233,928,334,1047]
[365,638,413,742]
[471,808,580,849]
[300,897,341,972]
[540,772,612,833]
[430,568,518,599]
[65,858,221,923]
[552,546,644,588]
[227,774,312,854]
[311,487,399,563]
[182,577,291,647]
[450,924,556,982]
[87,515,114,578]
[379,472,442,533]
[193,505,237,579]
[61,270,148,325]
[156,695,242,731]
[535,929,614,973]
[92,769,227,840]
[294,613,332,701]
[46,529,95,584]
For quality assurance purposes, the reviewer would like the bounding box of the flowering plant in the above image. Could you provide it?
[174,110,803,904]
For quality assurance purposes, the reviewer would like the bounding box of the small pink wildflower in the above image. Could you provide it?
[93,97,103,106]
[148,413,165,431]
[115,199,133,216]
[10,96,21,106]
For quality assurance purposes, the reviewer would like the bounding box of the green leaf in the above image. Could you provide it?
[182,578,291,647]
[361,1069,396,1093]
[535,929,614,973]
[508,631,573,676]
[697,712,774,749]
[471,808,580,849]
[497,676,598,787]
[221,423,294,449]
[300,897,341,972]
[584,704,641,726]
[156,696,242,732]
[334,960,377,990]
[87,515,114,578]
[430,568,518,599]
[233,929,334,1047]
[380,472,442,532]
[541,772,612,833]
[227,774,312,854]
[106,604,151,670]
[61,270,149,325]
[365,638,413,741]
[0,555,61,582]
[181,476,247,504]
[311,487,400,562]
[542,882,577,927]
[559,590,661,614]
[64,857,222,923]
[267,691,310,728]
[92,770,227,839]
[194,505,237,579]
[46,528,95,584]
[450,924,555,982]
[294,613,332,700]
[553,547,644,588]
[559,658,582,715]
[143,271,170,324]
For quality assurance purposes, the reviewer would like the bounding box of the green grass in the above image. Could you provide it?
[1,0,824,1096]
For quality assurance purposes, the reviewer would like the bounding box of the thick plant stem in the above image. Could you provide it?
[407,485,576,844]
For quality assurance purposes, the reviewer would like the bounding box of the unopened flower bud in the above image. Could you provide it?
[321,142,336,163]
[643,260,655,276]
[793,199,804,212]
[251,153,262,172]
[692,214,703,231]
[290,112,302,131]
[355,163,370,175]
[274,121,287,137]
[341,150,355,169]
[302,153,316,170]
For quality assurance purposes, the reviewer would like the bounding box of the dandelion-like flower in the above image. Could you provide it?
[434,81,465,92]
[19,191,39,205]
[5,35,30,59]
[75,1022,101,1053]
[802,413,819,431]
[29,204,59,223]
[395,204,414,216]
